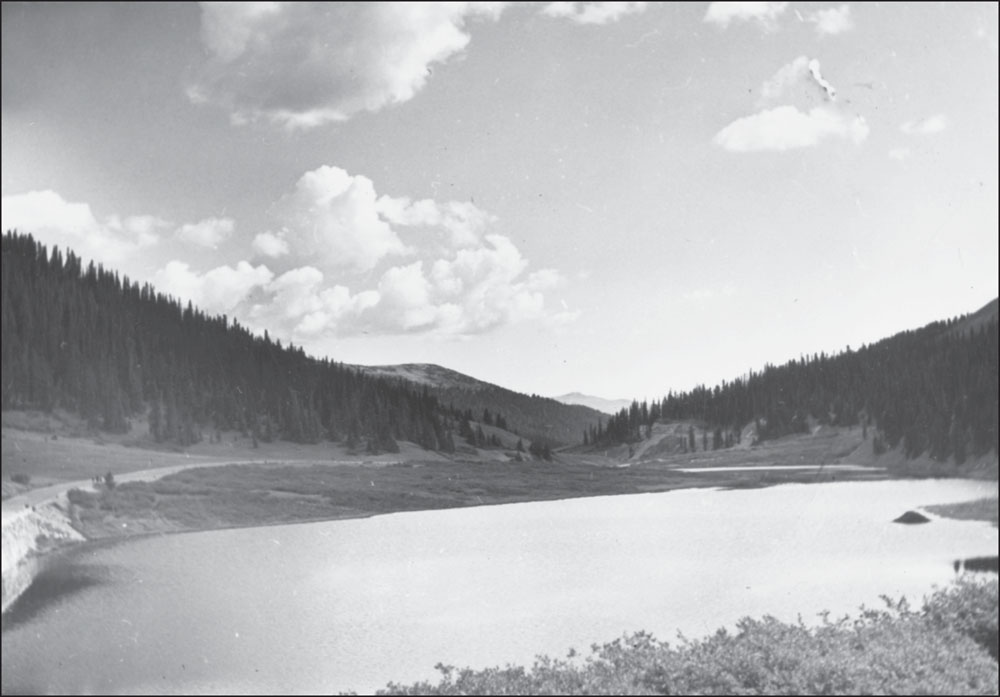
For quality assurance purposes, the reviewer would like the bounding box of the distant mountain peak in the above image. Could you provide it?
[554,393,631,415]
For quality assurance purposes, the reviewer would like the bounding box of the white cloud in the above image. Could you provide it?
[153,260,273,314]
[760,56,836,103]
[714,105,869,152]
[175,216,235,248]
[251,231,290,258]
[541,2,647,25]
[809,4,853,36]
[1,190,161,266]
[376,195,495,247]
[704,2,788,30]
[270,165,410,273]
[888,147,911,161]
[247,266,380,339]
[901,114,947,135]
[190,2,508,128]
[241,235,567,339]
[425,234,562,334]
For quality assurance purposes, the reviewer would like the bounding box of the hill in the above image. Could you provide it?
[554,392,632,415]
[947,297,999,338]
[355,364,605,446]
[590,299,999,467]
[0,232,454,454]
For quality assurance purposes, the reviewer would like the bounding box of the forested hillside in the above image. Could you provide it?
[1,232,454,453]
[592,300,999,464]
[357,364,605,447]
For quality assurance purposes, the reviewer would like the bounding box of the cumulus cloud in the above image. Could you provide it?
[901,114,947,135]
[270,165,410,273]
[246,266,379,338]
[189,2,508,128]
[375,195,495,247]
[153,260,273,314]
[760,56,836,103]
[541,2,647,25]
[704,2,788,30]
[1,190,162,266]
[251,231,290,258]
[241,235,565,339]
[809,4,853,36]
[175,216,235,248]
[714,105,869,151]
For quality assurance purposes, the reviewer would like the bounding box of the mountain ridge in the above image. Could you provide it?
[553,392,632,415]
[353,363,606,446]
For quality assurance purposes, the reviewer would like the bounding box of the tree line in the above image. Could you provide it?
[589,306,998,464]
[2,231,461,453]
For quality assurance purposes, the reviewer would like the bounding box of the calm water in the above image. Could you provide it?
[3,479,997,695]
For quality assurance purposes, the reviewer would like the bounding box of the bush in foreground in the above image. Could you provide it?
[374,579,998,696]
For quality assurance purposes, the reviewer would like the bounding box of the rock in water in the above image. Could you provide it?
[893,510,931,524]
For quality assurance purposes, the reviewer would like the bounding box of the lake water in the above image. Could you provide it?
[2,478,997,695]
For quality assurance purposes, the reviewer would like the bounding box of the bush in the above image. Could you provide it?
[922,577,999,659]
[11,473,31,485]
[372,582,999,696]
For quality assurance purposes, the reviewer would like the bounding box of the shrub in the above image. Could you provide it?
[11,473,30,485]
[372,583,999,696]
[922,577,999,659]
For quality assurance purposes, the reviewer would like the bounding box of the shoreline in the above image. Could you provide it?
[2,426,996,617]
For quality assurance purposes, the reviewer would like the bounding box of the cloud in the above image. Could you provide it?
[251,231,290,258]
[760,56,836,103]
[189,2,507,128]
[704,2,788,30]
[426,234,560,334]
[541,2,648,25]
[241,235,566,339]
[1,190,162,266]
[714,105,869,152]
[153,260,273,314]
[900,114,947,135]
[246,266,379,338]
[375,195,495,247]
[888,147,911,161]
[809,4,853,36]
[237,163,572,338]
[270,165,410,273]
[175,216,235,248]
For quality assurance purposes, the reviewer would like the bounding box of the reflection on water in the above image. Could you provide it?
[2,478,997,695]
[2,562,109,631]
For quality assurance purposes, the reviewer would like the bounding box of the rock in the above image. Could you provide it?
[893,510,931,524]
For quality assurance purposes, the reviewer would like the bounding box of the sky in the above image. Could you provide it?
[2,2,997,400]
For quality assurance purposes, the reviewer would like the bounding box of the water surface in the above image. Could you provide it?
[2,478,996,695]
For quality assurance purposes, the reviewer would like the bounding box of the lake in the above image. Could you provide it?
[2,478,997,695]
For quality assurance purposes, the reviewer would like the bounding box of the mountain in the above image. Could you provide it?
[354,364,605,446]
[553,392,632,415]
[589,299,999,465]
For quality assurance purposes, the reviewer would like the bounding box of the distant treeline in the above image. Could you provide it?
[1,231,461,453]
[591,305,998,463]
